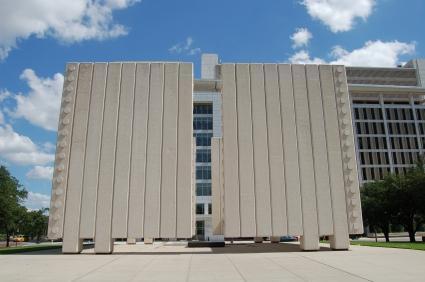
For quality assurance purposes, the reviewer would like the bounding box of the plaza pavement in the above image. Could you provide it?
[1,241,424,281]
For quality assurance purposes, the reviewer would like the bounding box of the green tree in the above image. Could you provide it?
[361,180,393,242]
[0,166,28,247]
[21,208,49,243]
[390,161,425,242]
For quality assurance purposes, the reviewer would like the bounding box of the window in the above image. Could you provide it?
[196,183,211,196]
[193,104,213,114]
[193,116,213,130]
[208,203,212,215]
[196,203,204,215]
[196,149,211,163]
[196,220,205,236]
[194,132,212,146]
[196,166,211,180]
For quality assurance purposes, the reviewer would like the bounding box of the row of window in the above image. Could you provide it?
[361,167,390,181]
[359,152,390,166]
[358,137,387,150]
[196,203,212,215]
[357,136,419,150]
[196,149,211,163]
[385,108,414,121]
[193,104,213,115]
[193,116,213,130]
[356,121,422,136]
[194,132,213,146]
[196,182,211,196]
[361,166,413,181]
[353,106,425,122]
[196,166,211,180]
[354,107,383,120]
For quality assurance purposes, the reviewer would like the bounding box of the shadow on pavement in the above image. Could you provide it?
[9,242,336,255]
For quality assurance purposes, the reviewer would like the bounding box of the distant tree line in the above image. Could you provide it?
[0,166,48,247]
[361,159,425,242]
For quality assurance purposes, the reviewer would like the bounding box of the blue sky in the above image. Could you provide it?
[0,0,424,209]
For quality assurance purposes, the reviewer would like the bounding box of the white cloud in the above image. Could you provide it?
[0,124,54,165]
[329,40,416,67]
[24,191,51,211]
[302,0,375,32]
[26,166,54,180]
[0,111,4,124]
[10,69,64,131]
[288,40,415,67]
[0,0,141,60]
[169,37,201,56]
[291,28,313,49]
[43,142,56,153]
[289,50,326,64]
[0,90,11,102]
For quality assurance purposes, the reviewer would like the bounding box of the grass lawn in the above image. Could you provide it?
[350,241,425,251]
[0,244,62,254]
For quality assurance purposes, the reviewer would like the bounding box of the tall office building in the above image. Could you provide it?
[48,54,425,253]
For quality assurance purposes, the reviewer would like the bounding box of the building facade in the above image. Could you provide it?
[48,54,425,253]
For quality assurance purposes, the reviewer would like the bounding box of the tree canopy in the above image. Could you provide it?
[361,160,425,242]
[0,165,49,247]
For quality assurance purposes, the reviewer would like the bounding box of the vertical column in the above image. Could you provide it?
[128,63,150,238]
[305,65,333,236]
[95,63,122,254]
[380,95,395,173]
[112,63,136,238]
[80,63,107,239]
[160,63,179,238]
[319,65,349,250]
[292,65,319,251]
[410,96,424,155]
[235,64,256,236]
[48,63,79,240]
[221,64,241,237]
[264,64,287,236]
[63,63,93,253]
[144,63,164,238]
[277,64,303,236]
[351,101,365,185]
[176,63,194,238]
[333,66,363,236]
[250,64,272,236]
[211,138,223,235]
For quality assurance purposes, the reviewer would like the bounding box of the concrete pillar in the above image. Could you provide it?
[270,236,280,243]
[144,238,154,244]
[329,235,349,250]
[254,237,263,243]
[62,239,83,254]
[300,236,320,251]
[127,238,136,244]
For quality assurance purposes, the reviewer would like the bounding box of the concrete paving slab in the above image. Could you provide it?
[1,242,424,281]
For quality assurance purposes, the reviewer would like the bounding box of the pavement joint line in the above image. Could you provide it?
[224,254,247,282]
[299,253,373,282]
[72,255,122,281]
[129,256,158,282]
[265,256,308,281]
[185,254,194,282]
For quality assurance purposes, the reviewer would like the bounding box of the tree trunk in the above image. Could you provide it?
[382,224,390,242]
[408,230,416,242]
[384,231,390,242]
[6,231,10,247]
